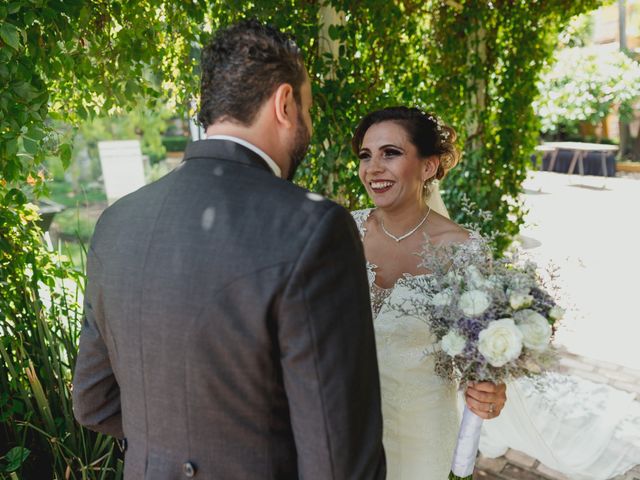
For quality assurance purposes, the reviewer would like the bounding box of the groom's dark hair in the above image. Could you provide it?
[198,19,306,129]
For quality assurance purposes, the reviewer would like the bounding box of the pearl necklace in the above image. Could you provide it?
[380,207,431,243]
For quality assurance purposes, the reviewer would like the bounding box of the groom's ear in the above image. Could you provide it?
[273,83,296,129]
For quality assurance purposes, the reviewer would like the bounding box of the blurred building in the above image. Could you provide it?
[591,0,640,143]
[592,0,640,51]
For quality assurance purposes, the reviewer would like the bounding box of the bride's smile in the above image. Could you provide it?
[369,180,396,194]
[358,121,435,212]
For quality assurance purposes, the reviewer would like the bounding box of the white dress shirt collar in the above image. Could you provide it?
[206,135,281,178]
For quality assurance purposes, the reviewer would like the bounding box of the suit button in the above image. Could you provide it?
[183,461,196,478]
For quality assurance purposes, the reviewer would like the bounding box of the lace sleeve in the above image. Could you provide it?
[350,208,373,240]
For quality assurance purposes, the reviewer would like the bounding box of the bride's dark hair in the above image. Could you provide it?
[351,106,460,182]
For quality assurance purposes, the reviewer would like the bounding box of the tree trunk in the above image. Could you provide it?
[619,0,629,158]
[465,21,487,154]
[318,4,345,200]
[619,121,631,158]
[633,129,640,161]
[319,4,344,81]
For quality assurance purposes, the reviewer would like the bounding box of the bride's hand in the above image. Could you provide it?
[464,382,507,420]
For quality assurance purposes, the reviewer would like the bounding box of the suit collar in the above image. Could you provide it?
[205,135,281,178]
[182,139,278,177]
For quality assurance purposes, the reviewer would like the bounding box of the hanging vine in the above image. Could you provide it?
[424,0,604,253]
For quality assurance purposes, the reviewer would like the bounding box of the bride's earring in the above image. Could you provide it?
[423,179,431,198]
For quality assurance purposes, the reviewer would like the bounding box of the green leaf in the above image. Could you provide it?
[12,81,38,101]
[4,137,18,156]
[0,22,20,50]
[3,447,30,473]
[5,188,27,205]
[48,111,64,121]
[24,11,36,26]
[59,143,72,169]
[7,3,22,15]
[328,24,340,41]
[125,79,137,98]
[22,135,38,155]
[27,125,45,141]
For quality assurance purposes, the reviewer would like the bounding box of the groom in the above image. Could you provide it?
[72,20,386,479]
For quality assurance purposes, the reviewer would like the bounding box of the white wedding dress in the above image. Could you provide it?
[479,373,640,479]
[351,205,640,480]
[352,208,460,479]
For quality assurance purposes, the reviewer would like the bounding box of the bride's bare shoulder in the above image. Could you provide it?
[427,211,470,246]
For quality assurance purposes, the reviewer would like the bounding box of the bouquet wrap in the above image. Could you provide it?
[450,405,483,479]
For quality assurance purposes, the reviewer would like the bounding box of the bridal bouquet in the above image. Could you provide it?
[399,233,563,480]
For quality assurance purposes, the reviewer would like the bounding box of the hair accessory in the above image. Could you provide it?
[426,113,450,142]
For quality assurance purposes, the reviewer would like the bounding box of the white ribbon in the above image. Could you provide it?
[451,405,484,477]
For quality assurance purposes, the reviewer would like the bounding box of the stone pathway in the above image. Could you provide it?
[475,170,640,479]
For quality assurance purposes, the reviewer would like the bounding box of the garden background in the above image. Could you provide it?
[2,1,639,478]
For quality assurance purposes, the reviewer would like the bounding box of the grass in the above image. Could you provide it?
[50,208,99,270]
[1,209,123,479]
[54,241,87,269]
[44,180,105,259]
[53,208,98,244]
[46,181,106,209]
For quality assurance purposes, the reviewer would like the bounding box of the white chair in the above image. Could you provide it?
[97,140,147,205]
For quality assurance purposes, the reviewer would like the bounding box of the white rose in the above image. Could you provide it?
[441,330,467,357]
[466,265,488,289]
[478,318,524,367]
[509,289,533,310]
[458,290,491,317]
[514,309,552,351]
[431,290,453,307]
[549,306,565,321]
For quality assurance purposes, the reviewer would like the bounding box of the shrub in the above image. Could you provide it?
[535,48,640,136]
[162,135,189,153]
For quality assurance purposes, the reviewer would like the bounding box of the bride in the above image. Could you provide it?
[350,106,506,478]
[350,106,640,479]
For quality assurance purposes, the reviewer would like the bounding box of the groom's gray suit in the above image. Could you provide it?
[72,139,386,479]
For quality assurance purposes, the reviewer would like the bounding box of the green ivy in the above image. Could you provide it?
[1,1,607,476]
[424,0,605,253]
[0,1,201,477]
